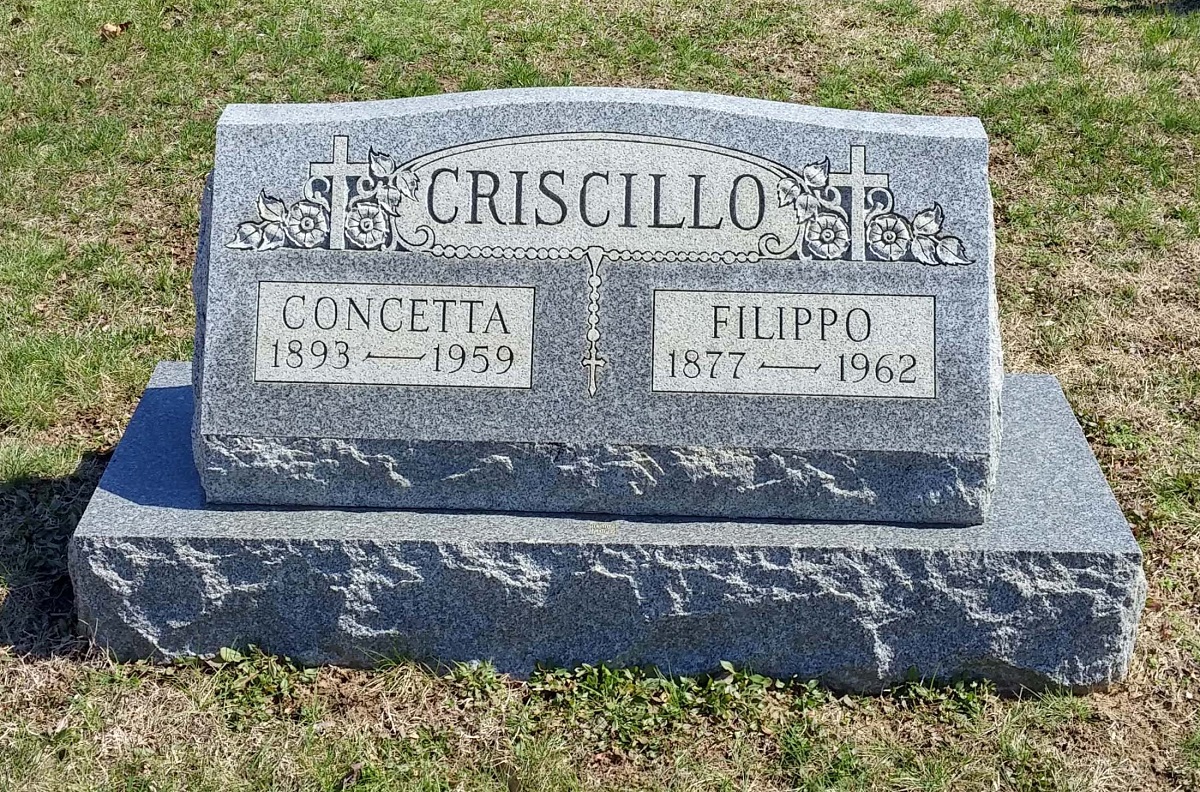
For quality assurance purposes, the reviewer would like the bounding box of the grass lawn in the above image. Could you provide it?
[2,0,1199,788]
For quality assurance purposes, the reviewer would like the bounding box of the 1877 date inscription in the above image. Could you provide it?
[652,290,935,398]
[254,281,535,388]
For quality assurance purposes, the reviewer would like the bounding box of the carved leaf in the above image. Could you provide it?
[227,222,263,249]
[369,148,397,180]
[911,235,939,265]
[256,192,287,224]
[777,177,800,207]
[256,222,286,251]
[912,203,944,237]
[794,193,823,224]
[934,235,972,265]
[801,158,829,190]
[393,169,418,201]
[378,184,405,215]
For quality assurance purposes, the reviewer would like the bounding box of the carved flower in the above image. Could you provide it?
[285,200,329,248]
[345,202,388,249]
[867,213,912,261]
[805,214,850,259]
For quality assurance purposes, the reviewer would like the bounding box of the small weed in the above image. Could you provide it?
[1078,413,1148,452]
[890,676,995,721]
[523,662,821,757]
[444,660,505,696]
[179,646,318,729]
[1103,420,1147,451]
[443,660,510,711]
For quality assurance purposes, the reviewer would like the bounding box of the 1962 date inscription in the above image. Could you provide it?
[652,290,935,398]
[254,281,534,388]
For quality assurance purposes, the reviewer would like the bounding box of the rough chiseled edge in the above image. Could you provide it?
[196,435,990,525]
[70,536,1144,692]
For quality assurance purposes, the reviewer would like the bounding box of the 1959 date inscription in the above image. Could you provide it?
[652,290,935,398]
[255,281,535,388]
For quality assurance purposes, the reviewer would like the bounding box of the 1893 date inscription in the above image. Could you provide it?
[651,290,935,398]
[254,281,535,388]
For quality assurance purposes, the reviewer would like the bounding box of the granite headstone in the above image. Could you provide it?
[192,89,1000,525]
[69,89,1143,692]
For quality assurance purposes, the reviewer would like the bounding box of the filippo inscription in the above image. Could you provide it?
[651,290,935,398]
[254,281,535,388]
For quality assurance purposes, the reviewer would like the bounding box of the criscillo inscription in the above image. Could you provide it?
[228,133,973,395]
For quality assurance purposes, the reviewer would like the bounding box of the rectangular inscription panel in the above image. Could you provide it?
[652,290,935,398]
[255,281,534,388]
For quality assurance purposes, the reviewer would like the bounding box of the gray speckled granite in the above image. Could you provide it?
[71,363,1143,691]
[195,88,1002,524]
[199,437,989,523]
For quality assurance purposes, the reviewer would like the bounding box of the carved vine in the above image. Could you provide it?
[227,149,419,252]
[776,158,972,265]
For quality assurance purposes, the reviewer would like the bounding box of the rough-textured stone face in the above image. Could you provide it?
[194,88,1002,524]
[71,364,1143,691]
[197,435,990,523]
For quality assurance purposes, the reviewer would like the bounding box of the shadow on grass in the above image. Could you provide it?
[0,450,110,655]
[1072,0,1200,15]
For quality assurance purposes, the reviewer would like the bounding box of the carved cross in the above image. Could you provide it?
[827,145,889,261]
[310,135,372,250]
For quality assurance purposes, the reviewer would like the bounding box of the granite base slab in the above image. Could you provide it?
[70,363,1145,692]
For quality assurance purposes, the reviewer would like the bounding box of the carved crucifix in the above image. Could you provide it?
[828,145,889,261]
[309,135,372,250]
